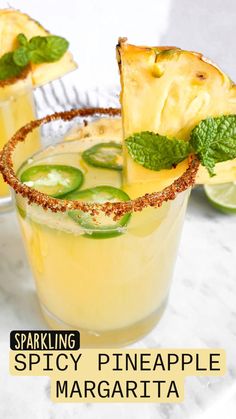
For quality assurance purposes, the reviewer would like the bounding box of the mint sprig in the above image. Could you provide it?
[190,116,236,176]
[126,131,191,171]
[0,33,69,81]
[0,52,23,80]
[13,47,30,67]
[125,115,236,176]
[28,35,69,64]
[17,33,28,47]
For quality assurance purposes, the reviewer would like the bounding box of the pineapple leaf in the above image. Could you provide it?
[125,131,192,171]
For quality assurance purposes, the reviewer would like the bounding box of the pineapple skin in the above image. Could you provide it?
[117,40,236,189]
[0,9,77,87]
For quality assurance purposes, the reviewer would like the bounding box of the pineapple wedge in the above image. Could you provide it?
[0,9,77,86]
[117,40,236,194]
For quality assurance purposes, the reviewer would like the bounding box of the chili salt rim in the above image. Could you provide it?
[0,107,200,218]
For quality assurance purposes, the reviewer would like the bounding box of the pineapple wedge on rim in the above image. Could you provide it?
[117,39,236,196]
[0,9,77,86]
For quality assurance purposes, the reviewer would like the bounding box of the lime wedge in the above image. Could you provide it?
[204,183,236,214]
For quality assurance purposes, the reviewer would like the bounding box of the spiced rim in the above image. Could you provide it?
[0,107,200,218]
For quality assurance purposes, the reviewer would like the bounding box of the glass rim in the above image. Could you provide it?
[0,107,200,218]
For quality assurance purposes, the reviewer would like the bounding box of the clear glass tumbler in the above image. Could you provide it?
[0,108,199,347]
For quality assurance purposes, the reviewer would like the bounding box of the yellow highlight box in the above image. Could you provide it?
[9,349,226,403]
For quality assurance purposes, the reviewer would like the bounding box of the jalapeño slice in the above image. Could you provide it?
[82,142,123,170]
[66,185,131,239]
[20,164,84,198]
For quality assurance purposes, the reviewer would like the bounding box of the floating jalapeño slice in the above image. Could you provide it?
[82,142,123,170]
[66,186,131,239]
[20,164,84,198]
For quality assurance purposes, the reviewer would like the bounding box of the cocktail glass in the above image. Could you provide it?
[0,70,39,212]
[0,108,199,347]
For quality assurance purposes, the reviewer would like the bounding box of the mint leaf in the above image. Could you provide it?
[190,115,236,176]
[17,33,28,47]
[0,52,22,80]
[13,47,30,67]
[28,36,47,51]
[125,117,236,175]
[28,35,69,64]
[125,131,191,171]
[0,33,69,81]
[43,36,69,61]
[28,36,48,63]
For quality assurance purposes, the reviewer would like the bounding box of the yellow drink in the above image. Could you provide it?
[16,137,189,346]
[0,74,39,208]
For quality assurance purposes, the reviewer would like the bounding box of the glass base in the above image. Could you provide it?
[0,195,13,213]
[41,300,167,348]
